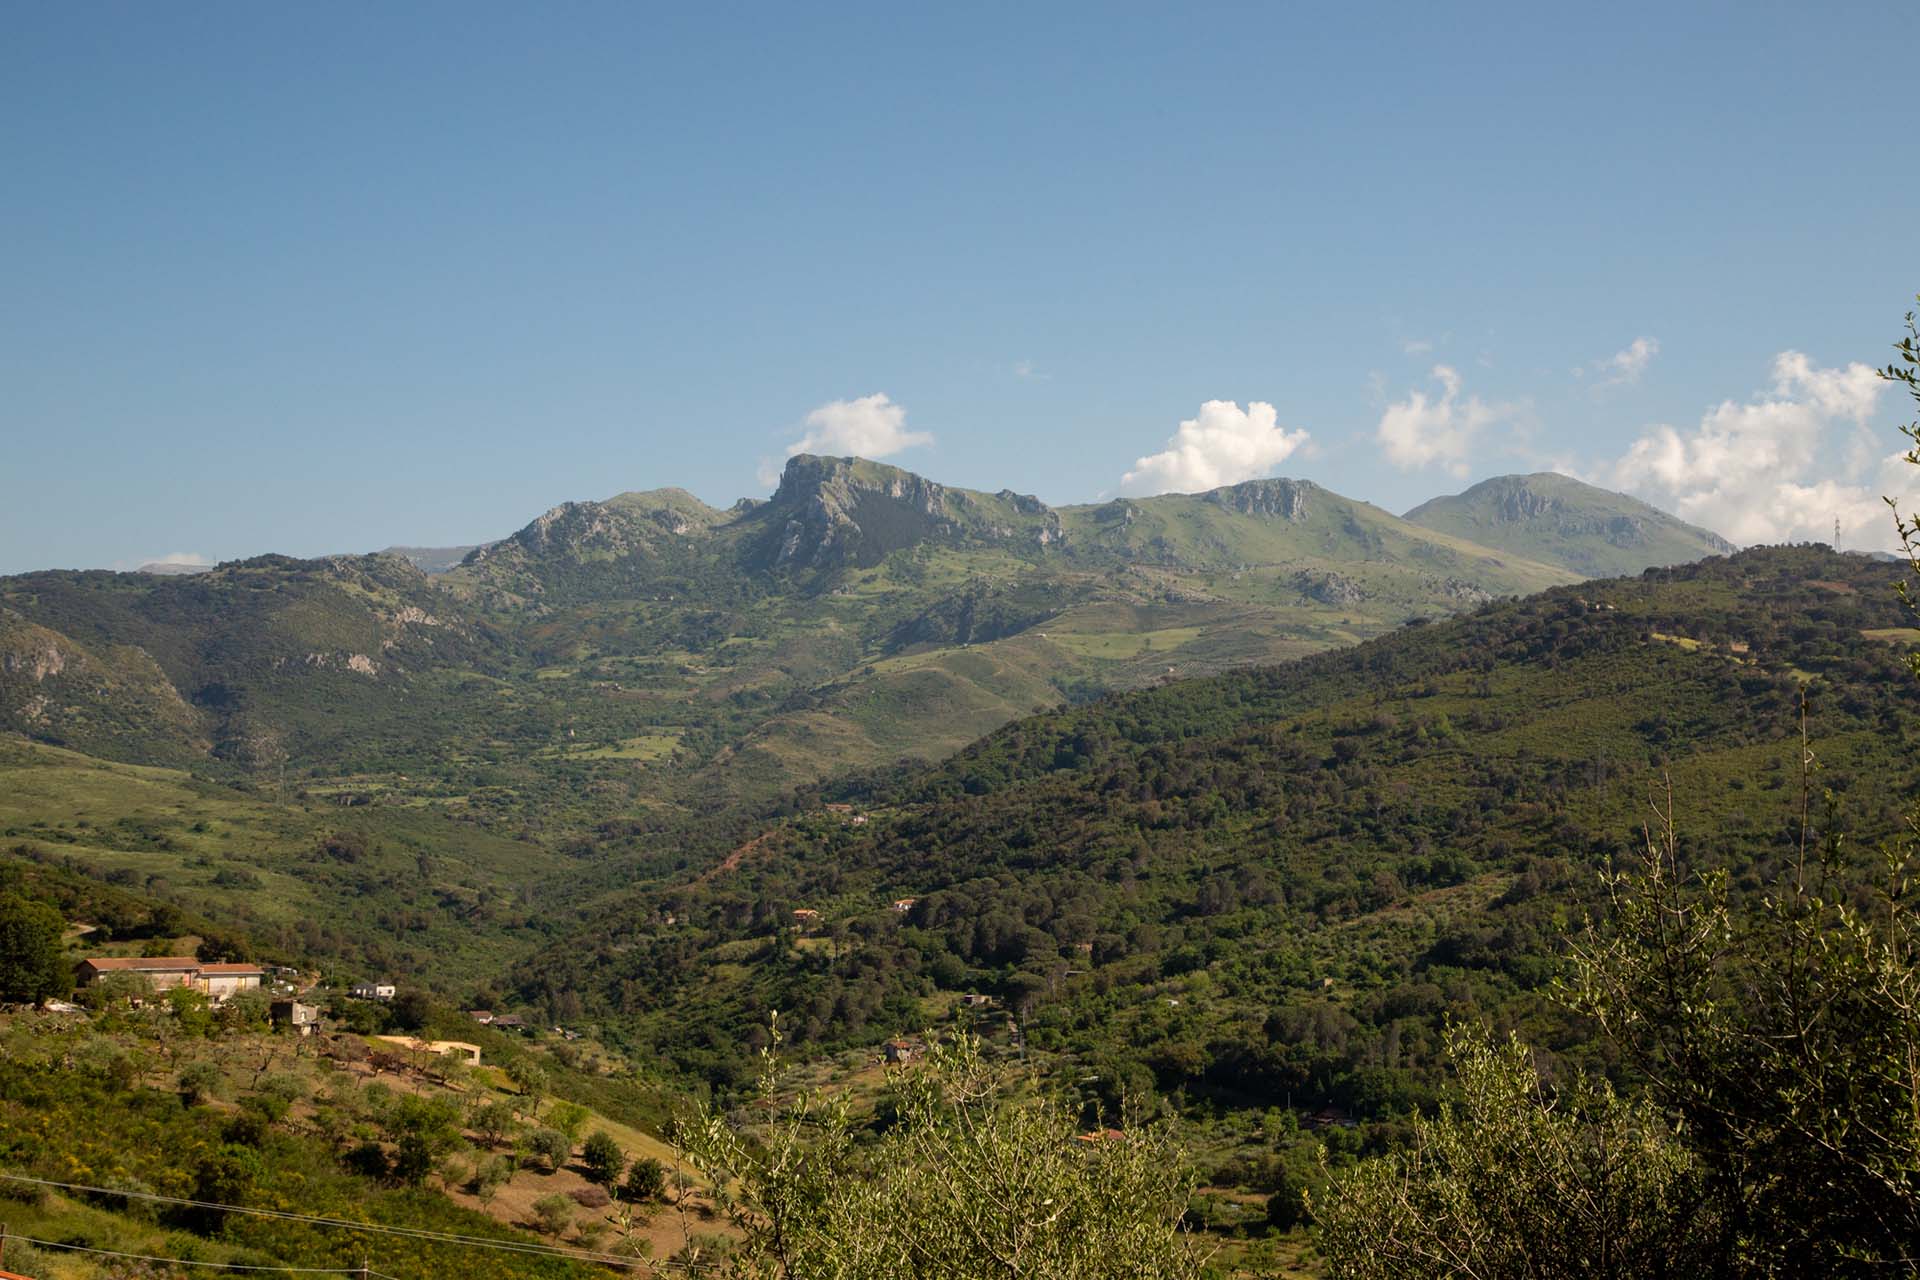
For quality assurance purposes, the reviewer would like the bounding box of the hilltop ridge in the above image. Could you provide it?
[2,456,1727,841]
[1403,471,1735,577]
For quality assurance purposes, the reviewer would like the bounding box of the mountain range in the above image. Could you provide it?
[3,460,1732,837]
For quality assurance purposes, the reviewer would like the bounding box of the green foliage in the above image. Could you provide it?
[506,1058,548,1114]
[1313,1025,1716,1278]
[168,986,214,1036]
[522,546,1917,1130]
[1566,780,1920,1268]
[390,987,433,1031]
[678,1024,1206,1279]
[524,1127,571,1173]
[473,1153,515,1205]
[474,1099,520,1147]
[383,1093,465,1185]
[0,891,68,1003]
[530,1192,574,1236]
[546,1099,589,1144]
[0,1021,594,1277]
[580,1129,625,1188]
[177,1060,225,1104]
[621,1156,665,1203]
[1402,472,1731,578]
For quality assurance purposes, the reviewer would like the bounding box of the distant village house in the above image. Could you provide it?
[75,956,264,1003]
[349,981,397,1001]
[271,999,321,1036]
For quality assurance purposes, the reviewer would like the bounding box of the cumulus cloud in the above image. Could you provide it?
[1594,336,1660,386]
[1376,365,1520,477]
[784,392,931,461]
[149,551,209,566]
[1590,351,1912,550]
[1118,400,1311,495]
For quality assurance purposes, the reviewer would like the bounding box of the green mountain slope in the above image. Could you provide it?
[512,547,1918,1115]
[1402,472,1734,577]
[1,456,1583,837]
[0,737,574,982]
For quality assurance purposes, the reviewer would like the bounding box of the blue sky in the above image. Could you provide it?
[4,2,1917,573]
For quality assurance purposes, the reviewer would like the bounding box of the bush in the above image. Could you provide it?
[177,1061,224,1105]
[581,1130,625,1188]
[342,1141,390,1180]
[525,1127,571,1172]
[622,1156,666,1203]
[530,1193,574,1236]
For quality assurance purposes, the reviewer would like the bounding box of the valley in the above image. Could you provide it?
[9,456,1901,1277]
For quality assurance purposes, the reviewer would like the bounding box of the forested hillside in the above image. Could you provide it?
[514,546,1917,1124]
[4,456,1666,851]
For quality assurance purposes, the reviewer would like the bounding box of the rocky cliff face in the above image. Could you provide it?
[754,456,1062,572]
[496,501,642,559]
[1206,478,1315,521]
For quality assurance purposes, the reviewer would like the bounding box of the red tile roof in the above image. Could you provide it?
[77,957,264,976]
[78,956,201,972]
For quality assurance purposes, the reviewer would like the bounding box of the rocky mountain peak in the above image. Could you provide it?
[1205,478,1316,521]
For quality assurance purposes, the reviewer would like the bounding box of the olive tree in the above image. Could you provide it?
[1312,1025,1718,1279]
[677,1020,1206,1280]
[1549,301,1920,1270]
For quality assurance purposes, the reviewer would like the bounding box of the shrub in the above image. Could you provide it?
[525,1127,571,1172]
[621,1156,666,1203]
[530,1193,574,1236]
[580,1130,625,1188]
[177,1061,225,1105]
[341,1141,390,1180]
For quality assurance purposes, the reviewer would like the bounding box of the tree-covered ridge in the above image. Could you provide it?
[513,546,1916,1121]
[0,454,1611,851]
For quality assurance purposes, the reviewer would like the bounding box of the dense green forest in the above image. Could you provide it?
[512,546,1917,1130]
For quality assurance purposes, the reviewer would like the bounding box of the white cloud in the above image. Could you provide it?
[783,392,931,462]
[1013,359,1048,381]
[1402,338,1434,356]
[1375,365,1520,477]
[150,551,209,566]
[762,392,932,482]
[1590,351,1913,550]
[1594,336,1660,386]
[1119,400,1311,495]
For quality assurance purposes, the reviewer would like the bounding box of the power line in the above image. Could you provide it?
[0,1172,700,1273]
[0,1233,399,1276]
